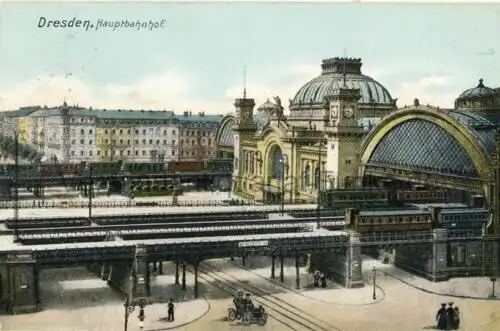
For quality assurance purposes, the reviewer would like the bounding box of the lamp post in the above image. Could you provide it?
[490,278,497,298]
[280,157,285,215]
[123,297,134,331]
[316,133,322,227]
[372,267,377,300]
[124,297,147,331]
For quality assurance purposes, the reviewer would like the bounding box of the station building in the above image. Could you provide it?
[215,57,500,207]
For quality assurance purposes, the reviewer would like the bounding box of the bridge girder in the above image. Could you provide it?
[364,163,486,193]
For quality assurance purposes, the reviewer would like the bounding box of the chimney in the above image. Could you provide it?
[189,110,192,116]
[183,111,188,116]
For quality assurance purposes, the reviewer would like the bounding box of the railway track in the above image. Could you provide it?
[197,260,344,331]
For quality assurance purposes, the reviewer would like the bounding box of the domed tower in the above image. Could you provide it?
[455,78,500,112]
[288,57,396,129]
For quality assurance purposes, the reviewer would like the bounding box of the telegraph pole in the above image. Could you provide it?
[88,164,93,221]
[13,131,19,242]
[280,157,285,215]
[316,133,322,227]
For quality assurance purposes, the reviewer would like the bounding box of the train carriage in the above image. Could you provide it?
[345,208,433,232]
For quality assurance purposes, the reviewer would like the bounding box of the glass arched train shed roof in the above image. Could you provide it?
[361,106,499,180]
[215,114,235,148]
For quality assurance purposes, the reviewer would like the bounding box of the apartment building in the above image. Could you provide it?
[178,111,221,161]
[1,103,222,164]
[95,109,179,162]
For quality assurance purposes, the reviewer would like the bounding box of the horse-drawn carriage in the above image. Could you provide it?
[227,292,267,326]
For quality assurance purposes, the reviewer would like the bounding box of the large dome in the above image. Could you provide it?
[457,79,497,100]
[291,57,394,107]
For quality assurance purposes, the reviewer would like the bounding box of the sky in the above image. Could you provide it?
[0,1,499,114]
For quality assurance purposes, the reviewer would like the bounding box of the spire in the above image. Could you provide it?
[243,65,247,99]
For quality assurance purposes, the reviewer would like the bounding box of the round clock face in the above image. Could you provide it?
[343,107,354,118]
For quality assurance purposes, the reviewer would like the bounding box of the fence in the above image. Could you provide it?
[0,199,261,209]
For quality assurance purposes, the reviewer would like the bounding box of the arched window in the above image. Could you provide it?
[303,164,310,187]
[272,146,283,179]
[314,167,320,189]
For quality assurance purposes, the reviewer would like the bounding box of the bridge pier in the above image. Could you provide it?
[1,255,40,314]
[134,246,151,299]
[193,262,199,298]
[310,231,363,288]
[175,261,179,284]
[101,262,111,281]
[279,255,284,283]
[394,228,450,282]
[295,254,300,289]
[271,255,275,279]
[152,262,157,273]
[158,261,163,275]
[107,260,134,295]
[181,263,186,290]
[242,256,246,267]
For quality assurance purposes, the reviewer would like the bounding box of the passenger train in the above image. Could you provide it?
[345,206,489,232]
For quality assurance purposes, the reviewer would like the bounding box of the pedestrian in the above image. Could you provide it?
[313,271,320,288]
[436,303,447,330]
[320,273,327,288]
[453,306,460,330]
[138,307,145,330]
[167,298,175,322]
[446,302,456,330]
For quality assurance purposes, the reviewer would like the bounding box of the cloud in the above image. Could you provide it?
[391,74,457,108]
[0,64,461,114]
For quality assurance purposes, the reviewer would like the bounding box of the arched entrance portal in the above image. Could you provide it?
[263,145,284,205]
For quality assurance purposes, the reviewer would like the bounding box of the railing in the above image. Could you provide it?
[0,199,258,209]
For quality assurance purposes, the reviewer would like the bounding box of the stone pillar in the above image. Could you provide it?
[271,256,275,279]
[175,261,179,284]
[345,231,363,288]
[108,260,134,296]
[279,255,284,283]
[431,228,449,282]
[6,253,40,314]
[242,256,246,267]
[101,262,111,281]
[193,262,199,298]
[295,254,300,289]
[181,263,186,290]
[152,262,157,273]
[133,245,151,299]
[158,261,163,275]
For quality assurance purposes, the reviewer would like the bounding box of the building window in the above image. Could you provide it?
[272,147,283,180]
[120,150,124,156]
[135,150,139,156]
[142,129,146,134]
[71,139,76,144]
[127,139,130,145]
[120,139,123,145]
[142,139,146,144]
[104,151,108,156]
[172,150,176,156]
[135,140,139,144]
[81,118,84,123]
[135,130,139,134]
[156,140,160,145]
[314,167,320,189]
[89,150,93,156]
[80,151,84,156]
[127,150,131,156]
[71,151,75,156]
[127,129,131,134]
[172,130,176,135]
[303,164,310,187]
[105,129,108,134]
[89,140,93,145]
[97,150,101,156]
[80,129,84,134]
[207,138,211,146]
[149,139,153,144]
[80,139,84,144]
[119,129,123,134]
[142,150,146,156]
[104,139,109,144]
[163,130,167,135]
[89,129,93,134]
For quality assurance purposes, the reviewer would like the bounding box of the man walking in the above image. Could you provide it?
[167,298,175,322]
